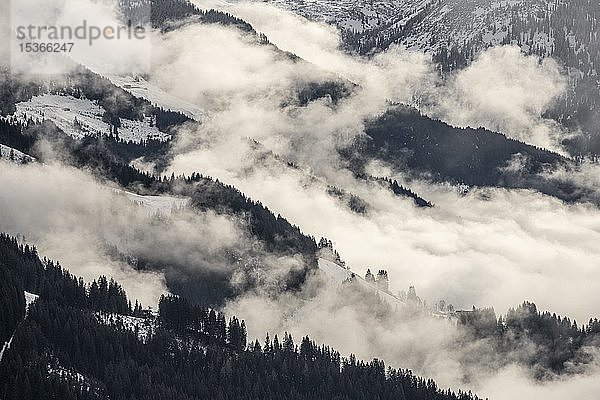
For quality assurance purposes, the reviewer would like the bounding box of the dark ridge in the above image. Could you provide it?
[0,233,136,318]
[326,185,369,214]
[146,0,254,32]
[372,176,433,208]
[181,172,318,262]
[144,0,354,105]
[0,67,45,115]
[341,104,598,204]
[297,80,355,106]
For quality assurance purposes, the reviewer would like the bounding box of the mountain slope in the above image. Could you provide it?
[0,233,483,400]
[263,0,599,156]
[342,105,600,204]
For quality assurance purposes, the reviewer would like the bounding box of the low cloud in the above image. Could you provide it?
[7,0,152,75]
[480,361,600,400]
[155,14,600,321]
[172,146,600,323]
[0,161,243,306]
[424,45,568,153]
[3,0,599,398]
[193,1,569,152]
[225,261,600,400]
[146,6,600,397]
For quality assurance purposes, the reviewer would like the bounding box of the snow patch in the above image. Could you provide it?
[0,292,38,363]
[47,365,88,384]
[95,312,156,343]
[47,363,99,394]
[118,190,190,215]
[24,291,39,316]
[0,335,14,363]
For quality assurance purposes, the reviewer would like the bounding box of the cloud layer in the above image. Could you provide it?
[3,1,600,398]
[0,161,243,306]
[156,1,599,323]
[147,4,600,398]
[425,45,568,153]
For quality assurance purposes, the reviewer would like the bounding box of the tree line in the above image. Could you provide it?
[0,232,483,400]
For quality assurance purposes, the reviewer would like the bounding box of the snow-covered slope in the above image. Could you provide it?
[0,144,35,164]
[258,0,551,53]
[14,94,171,143]
[397,0,551,52]
[119,190,190,215]
[259,0,431,34]
[318,258,406,308]
[107,75,205,121]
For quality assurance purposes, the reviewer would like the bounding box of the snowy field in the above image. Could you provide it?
[14,94,171,144]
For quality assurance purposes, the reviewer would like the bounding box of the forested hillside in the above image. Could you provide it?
[343,105,598,203]
[0,116,320,306]
[337,0,600,156]
[0,234,483,400]
[3,0,600,398]
[457,302,600,377]
[431,0,600,156]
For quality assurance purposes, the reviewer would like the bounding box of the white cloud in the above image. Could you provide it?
[144,7,600,397]
[3,0,599,397]
[8,0,152,75]
[424,45,568,153]
[0,161,242,306]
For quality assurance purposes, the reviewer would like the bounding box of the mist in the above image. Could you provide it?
[6,0,152,75]
[2,0,600,398]
[424,45,568,153]
[142,3,600,398]
[0,160,248,306]
[192,0,569,153]
[155,2,599,322]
